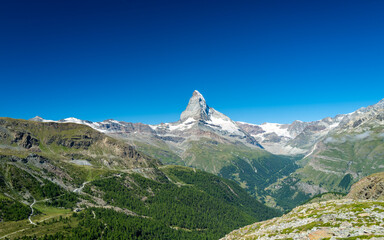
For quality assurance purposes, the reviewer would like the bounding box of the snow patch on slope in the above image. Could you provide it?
[150,118,196,132]
[207,115,241,134]
[259,123,291,138]
[58,117,109,132]
[61,117,85,124]
[168,118,196,131]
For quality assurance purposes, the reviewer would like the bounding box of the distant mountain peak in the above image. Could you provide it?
[62,117,81,121]
[29,116,54,123]
[29,116,44,122]
[180,90,210,121]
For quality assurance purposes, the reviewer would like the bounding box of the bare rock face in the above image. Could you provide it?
[180,90,210,121]
[46,135,94,149]
[346,172,384,200]
[236,122,265,135]
[12,131,39,149]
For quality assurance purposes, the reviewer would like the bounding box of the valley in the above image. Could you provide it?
[1,91,384,239]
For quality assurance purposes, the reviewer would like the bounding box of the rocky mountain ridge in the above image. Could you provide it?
[289,98,384,194]
[32,91,262,152]
[29,91,299,207]
[33,93,384,159]
[29,92,384,211]
[235,98,384,210]
[238,98,384,157]
[237,114,346,155]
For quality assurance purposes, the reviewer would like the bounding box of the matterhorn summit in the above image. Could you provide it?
[179,91,244,134]
[180,90,210,121]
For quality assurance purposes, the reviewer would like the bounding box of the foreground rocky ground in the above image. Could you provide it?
[222,199,384,240]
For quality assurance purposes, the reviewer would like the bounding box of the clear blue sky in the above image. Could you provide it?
[1,0,383,124]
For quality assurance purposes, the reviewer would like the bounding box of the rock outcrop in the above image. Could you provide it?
[347,172,384,200]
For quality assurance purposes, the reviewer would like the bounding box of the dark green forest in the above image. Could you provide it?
[3,166,279,240]
[0,197,31,221]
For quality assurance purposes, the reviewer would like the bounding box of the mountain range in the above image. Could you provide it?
[0,117,278,239]
[30,91,384,210]
[1,90,384,239]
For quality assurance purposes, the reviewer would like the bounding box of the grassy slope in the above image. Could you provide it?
[298,125,384,192]
[264,124,384,211]
[182,139,299,199]
[133,140,184,165]
[0,117,160,170]
[0,205,74,240]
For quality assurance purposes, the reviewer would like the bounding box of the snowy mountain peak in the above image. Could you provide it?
[57,117,95,126]
[29,116,44,122]
[193,90,204,98]
[180,90,210,121]
[29,116,54,123]
[177,91,259,144]
[60,117,84,123]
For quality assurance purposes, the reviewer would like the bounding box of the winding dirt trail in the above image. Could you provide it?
[73,181,90,194]
[28,198,37,225]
